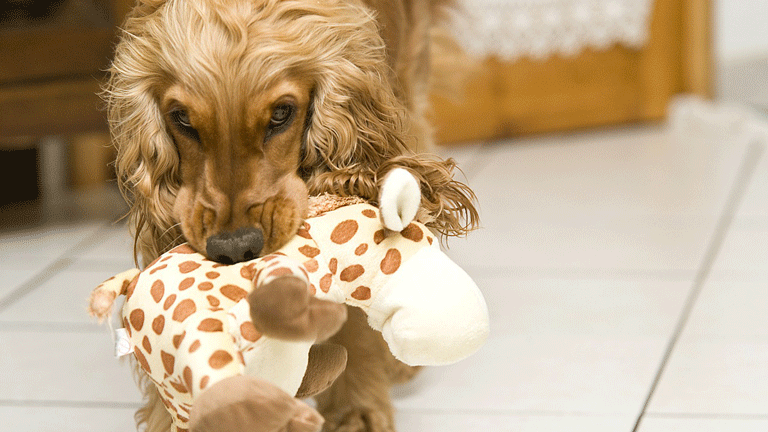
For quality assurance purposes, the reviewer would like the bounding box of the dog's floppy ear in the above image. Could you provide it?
[295,2,478,238]
[105,3,182,265]
[300,3,416,180]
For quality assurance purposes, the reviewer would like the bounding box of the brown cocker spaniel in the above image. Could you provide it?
[104,0,478,431]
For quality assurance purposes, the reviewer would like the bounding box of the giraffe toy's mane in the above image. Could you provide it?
[306,194,368,218]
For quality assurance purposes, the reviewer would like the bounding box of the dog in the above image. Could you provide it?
[104,1,477,431]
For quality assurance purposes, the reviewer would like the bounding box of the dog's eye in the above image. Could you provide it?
[269,104,294,128]
[170,109,200,141]
[172,110,192,128]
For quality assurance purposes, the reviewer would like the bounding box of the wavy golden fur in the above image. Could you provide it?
[104,0,477,431]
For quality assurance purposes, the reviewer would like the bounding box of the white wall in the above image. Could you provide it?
[715,0,768,62]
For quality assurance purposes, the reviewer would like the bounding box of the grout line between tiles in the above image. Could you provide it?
[0,399,142,410]
[631,142,766,432]
[0,222,116,313]
[0,258,75,313]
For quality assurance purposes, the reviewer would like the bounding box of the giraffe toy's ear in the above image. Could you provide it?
[378,168,421,232]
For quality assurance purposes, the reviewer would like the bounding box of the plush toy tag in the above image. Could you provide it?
[114,328,134,358]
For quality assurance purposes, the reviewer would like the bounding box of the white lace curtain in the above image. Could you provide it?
[448,0,655,61]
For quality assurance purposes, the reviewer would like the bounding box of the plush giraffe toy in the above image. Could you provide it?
[89,169,489,432]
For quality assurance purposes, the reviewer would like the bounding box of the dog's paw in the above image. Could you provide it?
[249,276,347,342]
[387,360,422,385]
[322,407,394,432]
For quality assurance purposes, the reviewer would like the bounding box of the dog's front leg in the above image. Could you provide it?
[315,306,397,432]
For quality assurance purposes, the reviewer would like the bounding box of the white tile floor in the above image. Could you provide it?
[1,98,766,431]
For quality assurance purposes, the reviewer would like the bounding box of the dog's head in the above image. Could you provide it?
[107,0,415,264]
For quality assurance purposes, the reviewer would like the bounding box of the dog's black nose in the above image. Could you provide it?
[206,227,264,264]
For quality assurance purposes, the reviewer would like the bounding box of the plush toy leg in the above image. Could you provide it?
[250,275,347,341]
[249,253,347,342]
[190,375,323,432]
[152,308,249,425]
[295,343,348,399]
[88,268,140,321]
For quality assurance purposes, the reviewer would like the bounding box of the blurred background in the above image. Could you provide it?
[1,0,766,221]
[0,1,766,431]
[0,0,132,225]
[0,0,765,218]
